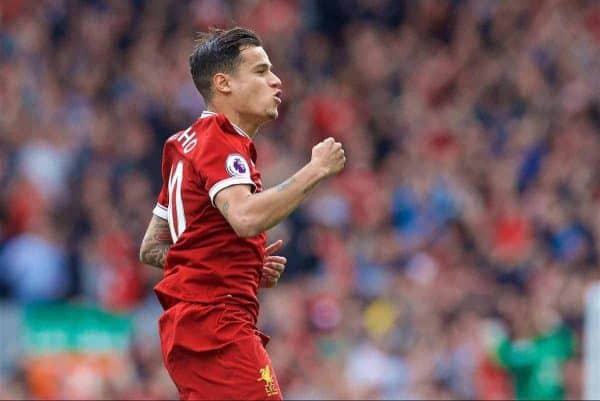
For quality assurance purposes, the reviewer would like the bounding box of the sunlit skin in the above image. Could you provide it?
[209,45,282,137]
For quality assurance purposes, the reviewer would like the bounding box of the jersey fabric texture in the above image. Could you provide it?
[152,111,281,400]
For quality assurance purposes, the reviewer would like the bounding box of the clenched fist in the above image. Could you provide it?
[310,137,346,178]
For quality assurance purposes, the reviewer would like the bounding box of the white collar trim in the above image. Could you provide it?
[200,111,250,138]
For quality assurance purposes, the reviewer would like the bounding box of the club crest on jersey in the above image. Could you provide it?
[226,154,250,177]
[257,365,279,397]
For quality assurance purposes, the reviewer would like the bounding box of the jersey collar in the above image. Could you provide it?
[200,111,250,139]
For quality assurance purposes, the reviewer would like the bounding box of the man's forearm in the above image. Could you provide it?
[230,163,325,236]
[217,137,345,238]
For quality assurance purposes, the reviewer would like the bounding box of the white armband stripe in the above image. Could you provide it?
[208,177,256,207]
[153,203,168,219]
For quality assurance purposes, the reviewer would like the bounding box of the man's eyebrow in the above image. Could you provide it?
[252,62,272,70]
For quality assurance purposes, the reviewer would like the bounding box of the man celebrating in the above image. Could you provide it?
[139,27,345,400]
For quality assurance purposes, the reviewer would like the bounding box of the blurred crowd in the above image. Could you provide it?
[2,0,600,399]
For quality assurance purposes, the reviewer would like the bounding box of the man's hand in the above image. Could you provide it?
[260,240,287,288]
[309,137,346,178]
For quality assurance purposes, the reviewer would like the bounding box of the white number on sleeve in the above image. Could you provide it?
[167,160,186,243]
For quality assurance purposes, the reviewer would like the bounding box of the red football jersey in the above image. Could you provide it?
[152,111,266,321]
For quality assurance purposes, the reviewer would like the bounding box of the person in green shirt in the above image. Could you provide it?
[490,292,576,400]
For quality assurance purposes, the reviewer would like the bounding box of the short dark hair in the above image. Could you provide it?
[189,27,262,102]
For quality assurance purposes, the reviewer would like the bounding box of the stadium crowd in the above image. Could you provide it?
[1,0,600,399]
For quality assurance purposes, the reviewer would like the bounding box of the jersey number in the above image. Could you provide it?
[168,160,186,243]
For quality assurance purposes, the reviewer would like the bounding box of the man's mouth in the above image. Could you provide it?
[274,90,282,104]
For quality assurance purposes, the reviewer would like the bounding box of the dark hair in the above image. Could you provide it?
[189,27,262,102]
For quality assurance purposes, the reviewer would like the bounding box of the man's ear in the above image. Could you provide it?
[213,73,232,95]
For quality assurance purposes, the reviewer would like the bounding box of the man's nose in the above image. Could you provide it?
[270,73,282,88]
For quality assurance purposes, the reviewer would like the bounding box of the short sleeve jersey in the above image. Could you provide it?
[152,111,266,320]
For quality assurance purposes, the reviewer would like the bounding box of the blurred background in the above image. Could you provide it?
[2,0,600,399]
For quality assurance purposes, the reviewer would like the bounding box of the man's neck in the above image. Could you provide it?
[206,104,259,138]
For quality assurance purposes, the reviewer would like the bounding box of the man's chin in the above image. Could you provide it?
[265,109,278,120]
[254,108,278,127]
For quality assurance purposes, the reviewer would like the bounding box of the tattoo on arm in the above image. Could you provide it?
[140,216,172,269]
[276,176,317,195]
[142,245,170,269]
[276,177,297,192]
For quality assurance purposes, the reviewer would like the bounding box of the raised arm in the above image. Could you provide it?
[139,215,173,269]
[215,137,345,238]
